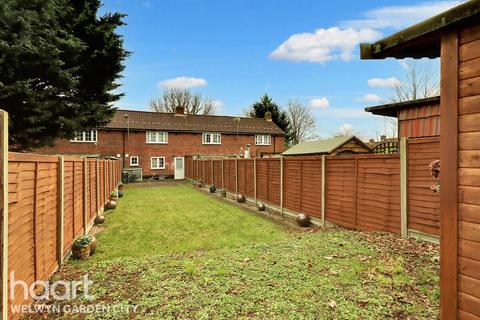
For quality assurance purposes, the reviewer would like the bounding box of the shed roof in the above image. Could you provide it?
[360,0,480,59]
[365,96,440,117]
[282,136,367,156]
[101,109,285,135]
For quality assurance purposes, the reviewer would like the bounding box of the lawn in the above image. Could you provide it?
[36,184,439,319]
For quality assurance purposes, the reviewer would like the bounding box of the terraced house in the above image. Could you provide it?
[40,107,285,178]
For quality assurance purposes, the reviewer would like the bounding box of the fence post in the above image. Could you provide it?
[211,160,214,186]
[104,161,107,202]
[400,137,408,238]
[321,155,326,228]
[280,157,284,215]
[235,158,238,196]
[96,159,99,214]
[83,157,88,234]
[0,110,8,320]
[57,156,65,266]
[221,159,224,189]
[254,158,257,206]
[354,158,358,229]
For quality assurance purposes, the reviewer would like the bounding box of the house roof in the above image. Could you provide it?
[282,136,368,156]
[365,96,440,117]
[360,0,480,59]
[101,109,285,135]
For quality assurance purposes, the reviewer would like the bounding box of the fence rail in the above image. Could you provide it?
[186,137,440,240]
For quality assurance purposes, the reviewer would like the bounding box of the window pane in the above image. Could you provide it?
[159,158,164,168]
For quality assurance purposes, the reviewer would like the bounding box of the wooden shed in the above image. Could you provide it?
[360,1,480,318]
[282,136,370,156]
[366,96,440,139]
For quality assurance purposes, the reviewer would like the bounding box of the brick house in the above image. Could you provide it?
[40,107,285,178]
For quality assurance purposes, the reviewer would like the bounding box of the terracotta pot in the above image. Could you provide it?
[105,200,117,210]
[72,246,91,260]
[94,215,105,225]
[296,214,311,227]
[237,194,246,203]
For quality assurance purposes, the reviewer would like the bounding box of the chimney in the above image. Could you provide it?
[265,111,272,121]
[175,106,185,116]
[369,138,375,143]
[381,135,386,141]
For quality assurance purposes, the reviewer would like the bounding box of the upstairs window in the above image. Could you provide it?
[255,134,271,145]
[202,133,221,145]
[146,131,168,144]
[71,130,97,143]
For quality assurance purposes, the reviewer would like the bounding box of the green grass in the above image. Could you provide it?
[42,184,439,320]
[89,184,292,261]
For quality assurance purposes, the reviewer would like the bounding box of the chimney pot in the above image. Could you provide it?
[265,111,272,121]
[381,135,386,141]
[175,106,185,115]
[369,138,374,143]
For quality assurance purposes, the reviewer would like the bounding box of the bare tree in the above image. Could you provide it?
[287,101,316,145]
[391,59,440,102]
[150,88,216,115]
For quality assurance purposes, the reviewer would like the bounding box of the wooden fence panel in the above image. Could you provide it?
[356,156,401,233]
[325,158,356,229]
[256,159,269,203]
[301,159,322,218]
[408,137,440,236]
[267,159,281,205]
[283,159,302,212]
[237,160,246,195]
[226,160,236,192]
[245,160,254,197]
[88,160,97,221]
[63,161,74,254]
[98,161,105,208]
[73,160,84,238]
[213,160,222,187]
[205,160,213,185]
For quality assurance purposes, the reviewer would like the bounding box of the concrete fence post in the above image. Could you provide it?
[57,156,64,266]
[253,158,257,206]
[280,157,284,215]
[83,158,88,234]
[321,155,326,228]
[221,159,224,189]
[0,110,8,320]
[235,158,238,196]
[400,137,408,238]
[96,159,99,214]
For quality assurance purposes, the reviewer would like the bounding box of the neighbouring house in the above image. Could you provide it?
[40,107,285,178]
[282,135,370,157]
[365,96,440,139]
[360,0,480,318]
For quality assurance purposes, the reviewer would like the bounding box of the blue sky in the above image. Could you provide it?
[101,0,457,139]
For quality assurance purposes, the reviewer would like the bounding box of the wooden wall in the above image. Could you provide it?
[399,102,440,138]
[457,24,480,319]
[7,153,121,319]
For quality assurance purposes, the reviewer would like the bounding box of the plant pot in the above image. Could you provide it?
[237,194,246,203]
[118,190,124,198]
[220,189,227,197]
[72,246,91,260]
[89,236,97,255]
[296,214,311,227]
[257,203,266,211]
[105,200,117,210]
[118,184,124,191]
[94,215,105,225]
[209,185,216,193]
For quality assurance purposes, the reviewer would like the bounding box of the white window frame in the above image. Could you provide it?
[202,132,221,145]
[71,130,97,143]
[146,131,168,144]
[255,134,271,146]
[130,156,139,166]
[151,156,165,169]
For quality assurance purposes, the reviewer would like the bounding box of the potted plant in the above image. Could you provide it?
[109,191,118,201]
[72,236,92,260]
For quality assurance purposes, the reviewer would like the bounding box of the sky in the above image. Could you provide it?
[100,0,459,140]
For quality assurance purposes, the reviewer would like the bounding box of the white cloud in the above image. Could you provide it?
[357,93,383,103]
[336,123,354,136]
[309,97,330,109]
[367,77,401,88]
[158,76,208,89]
[341,1,463,30]
[270,27,381,63]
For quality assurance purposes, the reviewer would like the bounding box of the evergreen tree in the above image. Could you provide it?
[248,94,291,143]
[0,0,128,150]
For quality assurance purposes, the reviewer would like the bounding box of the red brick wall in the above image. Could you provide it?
[39,130,285,176]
